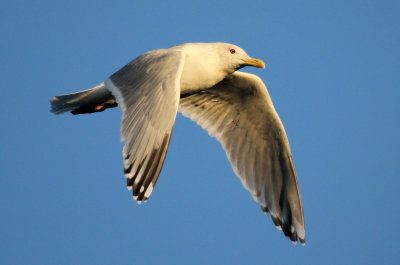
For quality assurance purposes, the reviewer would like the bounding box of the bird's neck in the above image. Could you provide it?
[177,44,228,94]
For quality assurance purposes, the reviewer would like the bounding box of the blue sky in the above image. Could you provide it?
[1,1,399,264]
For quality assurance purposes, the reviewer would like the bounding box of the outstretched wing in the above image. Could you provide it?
[179,71,305,244]
[105,49,185,202]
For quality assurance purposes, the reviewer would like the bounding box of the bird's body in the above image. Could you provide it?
[50,42,305,244]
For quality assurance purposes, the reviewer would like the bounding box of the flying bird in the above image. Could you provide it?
[50,42,305,244]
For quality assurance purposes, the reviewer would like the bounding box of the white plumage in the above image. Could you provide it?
[50,42,305,245]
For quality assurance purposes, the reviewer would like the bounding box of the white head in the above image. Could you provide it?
[175,42,265,73]
[210,42,265,73]
[174,42,265,91]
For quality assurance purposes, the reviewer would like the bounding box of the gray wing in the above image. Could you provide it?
[105,49,185,202]
[178,71,305,244]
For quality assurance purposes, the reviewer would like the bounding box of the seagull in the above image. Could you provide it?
[50,42,305,245]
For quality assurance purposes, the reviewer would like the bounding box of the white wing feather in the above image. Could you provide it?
[179,71,305,244]
[105,49,185,202]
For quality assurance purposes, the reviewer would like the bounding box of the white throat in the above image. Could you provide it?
[174,44,229,94]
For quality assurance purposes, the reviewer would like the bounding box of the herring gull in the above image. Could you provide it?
[50,42,305,245]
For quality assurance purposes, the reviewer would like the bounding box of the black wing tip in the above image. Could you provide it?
[132,194,148,204]
[290,236,306,246]
[261,205,306,246]
[283,224,306,246]
[123,132,172,203]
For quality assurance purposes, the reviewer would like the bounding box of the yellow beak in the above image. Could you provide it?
[242,58,266,69]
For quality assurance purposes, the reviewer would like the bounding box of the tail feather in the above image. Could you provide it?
[50,83,117,115]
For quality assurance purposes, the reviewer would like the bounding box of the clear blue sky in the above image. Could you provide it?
[1,1,399,264]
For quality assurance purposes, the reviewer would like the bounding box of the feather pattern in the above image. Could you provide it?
[179,71,305,244]
[105,49,185,202]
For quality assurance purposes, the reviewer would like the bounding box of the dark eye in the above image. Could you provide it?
[229,48,236,54]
